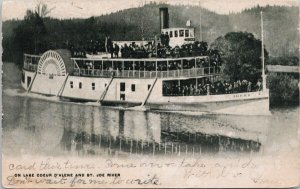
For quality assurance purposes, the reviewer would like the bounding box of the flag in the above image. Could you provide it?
[186,20,191,27]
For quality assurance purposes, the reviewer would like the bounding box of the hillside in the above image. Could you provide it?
[2,2,299,64]
[91,3,298,56]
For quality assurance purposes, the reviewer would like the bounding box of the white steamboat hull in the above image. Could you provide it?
[22,69,270,116]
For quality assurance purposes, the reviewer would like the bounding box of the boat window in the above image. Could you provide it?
[120,94,125,100]
[131,84,135,92]
[120,82,125,91]
[27,76,31,88]
[145,61,156,71]
[179,30,184,37]
[94,61,101,69]
[170,31,173,38]
[92,82,95,90]
[185,30,189,37]
[22,72,25,83]
[174,30,178,37]
[79,82,82,89]
[190,30,194,37]
[124,61,134,70]
[148,84,151,90]
[70,81,73,88]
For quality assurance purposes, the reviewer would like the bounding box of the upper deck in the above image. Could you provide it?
[23,53,222,79]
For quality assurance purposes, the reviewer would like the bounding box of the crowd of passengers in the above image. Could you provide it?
[114,41,221,60]
[163,79,263,96]
[75,41,221,73]
[70,36,221,59]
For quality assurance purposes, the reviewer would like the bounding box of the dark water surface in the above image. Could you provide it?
[2,63,299,157]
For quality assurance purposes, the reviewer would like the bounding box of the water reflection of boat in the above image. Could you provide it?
[58,108,266,156]
[3,94,269,156]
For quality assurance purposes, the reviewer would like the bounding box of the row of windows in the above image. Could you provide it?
[70,81,92,90]
[163,30,190,38]
[69,81,151,92]
[122,83,137,92]
[120,83,151,92]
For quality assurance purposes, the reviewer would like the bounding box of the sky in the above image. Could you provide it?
[2,0,298,21]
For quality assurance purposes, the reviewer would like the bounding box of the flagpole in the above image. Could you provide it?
[261,11,266,91]
[199,1,202,41]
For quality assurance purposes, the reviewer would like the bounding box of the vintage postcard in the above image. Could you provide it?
[1,0,300,188]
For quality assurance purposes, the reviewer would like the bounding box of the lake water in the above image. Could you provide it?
[2,63,299,157]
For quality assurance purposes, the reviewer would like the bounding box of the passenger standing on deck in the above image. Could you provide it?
[106,36,113,58]
[189,84,194,96]
[114,44,120,58]
[256,80,262,91]
[206,83,210,95]
[247,81,252,92]
[233,81,238,93]
[237,80,242,92]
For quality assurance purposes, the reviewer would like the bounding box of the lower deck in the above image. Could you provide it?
[22,69,270,115]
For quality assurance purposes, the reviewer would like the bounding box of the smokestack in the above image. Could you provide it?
[159,7,169,30]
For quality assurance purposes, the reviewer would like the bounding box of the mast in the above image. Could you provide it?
[140,0,144,40]
[261,11,266,91]
[199,2,203,41]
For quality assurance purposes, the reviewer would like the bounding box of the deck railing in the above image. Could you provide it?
[23,54,41,71]
[23,53,222,78]
[72,56,221,78]
[23,63,38,72]
[73,67,221,78]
